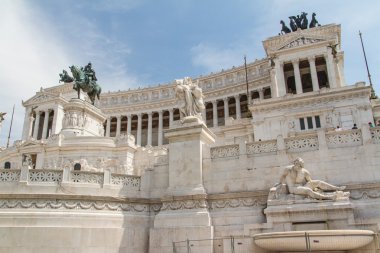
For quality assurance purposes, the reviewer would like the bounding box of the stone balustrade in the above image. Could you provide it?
[370,127,380,144]
[211,128,376,159]
[0,168,141,190]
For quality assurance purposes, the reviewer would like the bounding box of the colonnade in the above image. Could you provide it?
[28,109,55,140]
[105,89,271,146]
[275,55,335,97]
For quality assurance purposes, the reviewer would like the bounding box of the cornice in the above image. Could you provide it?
[250,85,371,113]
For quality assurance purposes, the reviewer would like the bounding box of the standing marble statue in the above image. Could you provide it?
[271,157,349,200]
[175,77,205,118]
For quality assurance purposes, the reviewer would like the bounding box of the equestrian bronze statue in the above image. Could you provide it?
[59,62,102,105]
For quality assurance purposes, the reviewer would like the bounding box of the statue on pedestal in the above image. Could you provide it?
[270,157,349,201]
[175,77,205,119]
[59,62,102,105]
[22,154,34,168]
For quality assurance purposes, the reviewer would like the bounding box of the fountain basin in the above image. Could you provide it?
[253,230,374,251]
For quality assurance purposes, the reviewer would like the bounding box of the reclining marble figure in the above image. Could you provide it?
[271,157,349,200]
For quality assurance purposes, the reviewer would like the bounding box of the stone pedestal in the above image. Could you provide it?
[150,118,216,253]
[165,118,215,196]
[61,98,106,137]
[264,198,355,231]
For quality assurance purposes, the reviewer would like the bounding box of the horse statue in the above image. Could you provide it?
[300,12,308,29]
[69,64,102,105]
[59,70,74,83]
[309,13,321,28]
[280,20,291,34]
[288,17,297,32]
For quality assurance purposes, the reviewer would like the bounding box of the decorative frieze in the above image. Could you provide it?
[211,144,240,159]
[0,199,149,212]
[161,199,208,211]
[210,197,266,209]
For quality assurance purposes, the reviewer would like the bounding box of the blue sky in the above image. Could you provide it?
[1,0,380,145]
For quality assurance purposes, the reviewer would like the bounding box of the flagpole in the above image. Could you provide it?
[6,105,15,148]
[244,55,249,100]
[359,31,377,98]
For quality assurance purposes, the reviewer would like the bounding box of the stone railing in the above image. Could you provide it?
[246,140,277,155]
[371,127,380,144]
[111,174,140,188]
[0,168,141,190]
[285,134,319,153]
[70,171,104,185]
[0,169,21,182]
[29,169,62,184]
[326,129,362,148]
[210,128,377,160]
[211,144,240,159]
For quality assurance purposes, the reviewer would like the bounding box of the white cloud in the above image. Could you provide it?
[0,0,139,146]
[0,0,73,146]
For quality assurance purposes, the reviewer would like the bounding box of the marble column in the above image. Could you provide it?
[127,114,132,136]
[158,110,163,146]
[258,89,264,100]
[41,110,50,139]
[32,111,41,139]
[52,105,64,135]
[308,56,319,91]
[137,113,142,146]
[292,59,303,94]
[116,115,121,136]
[223,98,229,120]
[28,116,35,139]
[169,109,173,128]
[212,100,218,127]
[234,95,241,119]
[147,112,152,146]
[274,60,286,97]
[106,117,111,137]
[325,52,337,88]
